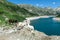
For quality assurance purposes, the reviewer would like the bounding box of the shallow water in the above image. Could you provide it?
[30,17,60,35]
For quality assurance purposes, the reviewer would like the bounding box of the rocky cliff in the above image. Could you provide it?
[0,26,60,40]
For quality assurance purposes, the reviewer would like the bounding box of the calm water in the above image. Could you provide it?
[30,17,60,35]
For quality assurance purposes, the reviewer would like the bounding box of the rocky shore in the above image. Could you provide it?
[0,26,60,40]
[26,16,52,20]
[53,17,60,21]
[0,16,60,40]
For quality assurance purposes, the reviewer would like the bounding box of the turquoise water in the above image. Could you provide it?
[30,17,60,35]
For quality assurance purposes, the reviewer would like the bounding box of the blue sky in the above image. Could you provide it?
[8,0,60,8]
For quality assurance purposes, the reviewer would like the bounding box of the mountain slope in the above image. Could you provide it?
[0,0,39,26]
[19,4,56,15]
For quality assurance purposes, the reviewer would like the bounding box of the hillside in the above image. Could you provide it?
[0,0,60,26]
[55,7,60,17]
[0,0,39,26]
[0,0,60,40]
[19,4,56,15]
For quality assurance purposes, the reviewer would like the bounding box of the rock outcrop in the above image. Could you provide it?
[0,26,60,40]
[53,17,60,22]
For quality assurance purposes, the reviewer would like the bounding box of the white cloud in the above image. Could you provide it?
[36,4,44,7]
[52,2,56,5]
[36,4,39,6]
[40,4,43,6]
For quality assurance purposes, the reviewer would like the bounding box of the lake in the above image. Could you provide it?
[30,17,60,36]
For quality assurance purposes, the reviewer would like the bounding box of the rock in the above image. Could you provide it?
[49,36,60,40]
[0,23,60,40]
[53,17,60,22]
[0,27,48,40]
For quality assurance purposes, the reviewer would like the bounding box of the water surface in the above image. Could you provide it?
[30,17,60,35]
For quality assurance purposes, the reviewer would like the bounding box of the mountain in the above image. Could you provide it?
[19,4,56,15]
[54,7,60,17]
[0,0,60,26]
[0,0,39,26]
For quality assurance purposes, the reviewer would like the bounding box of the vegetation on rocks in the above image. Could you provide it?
[0,0,39,26]
[19,4,57,15]
[0,0,60,26]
